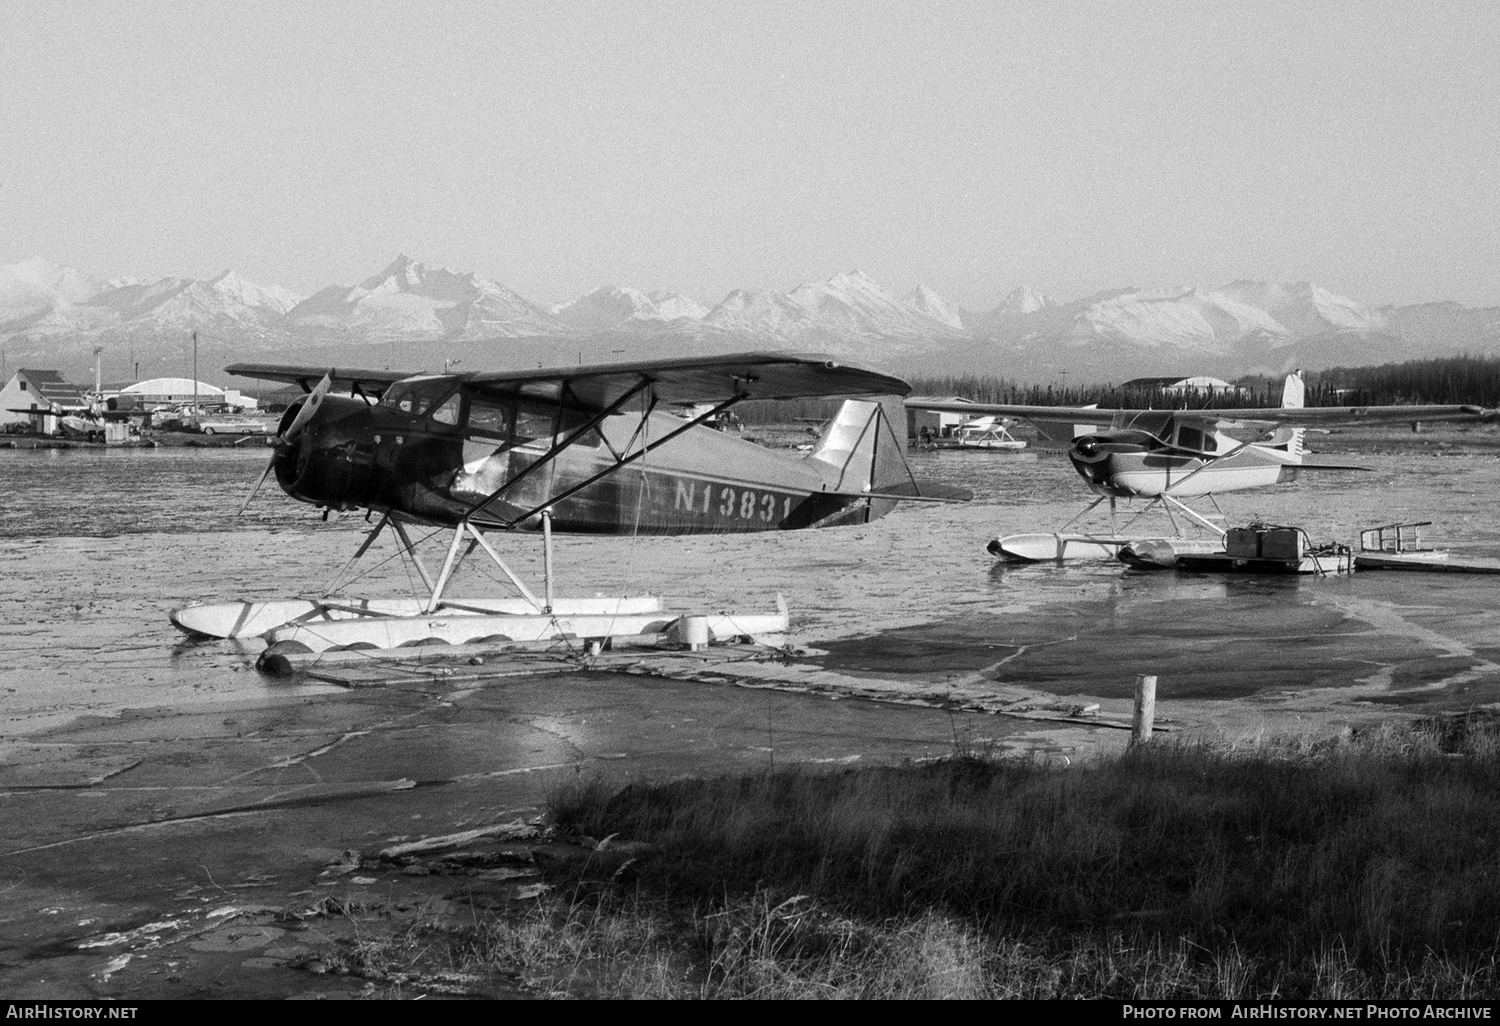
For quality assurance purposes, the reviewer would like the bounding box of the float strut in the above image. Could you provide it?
[426,524,469,613]
[390,516,437,592]
[542,510,555,613]
[321,513,389,596]
[460,523,543,611]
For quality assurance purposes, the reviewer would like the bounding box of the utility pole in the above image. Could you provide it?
[192,331,199,417]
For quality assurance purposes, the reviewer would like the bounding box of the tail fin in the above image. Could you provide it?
[1268,370,1305,460]
[804,399,921,523]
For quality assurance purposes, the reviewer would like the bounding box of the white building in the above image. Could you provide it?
[0,369,89,433]
[116,378,258,411]
[905,396,974,440]
[1120,376,1245,396]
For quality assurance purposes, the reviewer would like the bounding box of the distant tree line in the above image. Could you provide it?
[728,355,1500,425]
[902,375,1288,411]
[1307,355,1500,407]
[905,355,1500,410]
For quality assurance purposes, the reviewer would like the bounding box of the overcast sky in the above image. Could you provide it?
[2,0,1497,309]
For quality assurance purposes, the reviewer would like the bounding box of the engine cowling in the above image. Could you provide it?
[1068,430,1158,486]
[272,395,377,510]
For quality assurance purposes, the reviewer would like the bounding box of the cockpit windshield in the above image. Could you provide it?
[381,378,460,423]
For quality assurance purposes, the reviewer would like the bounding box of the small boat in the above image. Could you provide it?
[1354,521,1500,574]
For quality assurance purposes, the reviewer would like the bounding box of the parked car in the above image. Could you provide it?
[193,413,275,435]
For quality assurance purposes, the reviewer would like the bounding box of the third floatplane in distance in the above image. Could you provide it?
[906,372,1496,563]
[172,351,966,662]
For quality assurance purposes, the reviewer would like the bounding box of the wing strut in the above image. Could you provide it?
[1160,437,1260,497]
[465,377,654,523]
[495,394,745,529]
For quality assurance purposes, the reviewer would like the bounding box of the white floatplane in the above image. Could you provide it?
[949,416,1026,451]
[908,372,1497,564]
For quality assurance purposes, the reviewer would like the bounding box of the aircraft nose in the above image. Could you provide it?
[269,395,322,481]
[268,395,376,511]
[273,400,304,439]
[238,395,325,515]
[1074,436,1104,461]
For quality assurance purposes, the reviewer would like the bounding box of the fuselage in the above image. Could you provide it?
[1068,415,1299,498]
[271,382,891,534]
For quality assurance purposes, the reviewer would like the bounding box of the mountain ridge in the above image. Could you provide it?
[3,256,1497,384]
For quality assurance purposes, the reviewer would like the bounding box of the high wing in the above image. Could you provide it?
[1186,404,1496,427]
[222,364,402,398]
[228,352,909,408]
[904,398,1496,429]
[467,351,908,407]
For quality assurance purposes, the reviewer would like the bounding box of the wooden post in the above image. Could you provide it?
[1132,674,1157,747]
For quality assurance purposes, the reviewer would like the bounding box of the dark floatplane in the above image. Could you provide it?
[908,372,1496,564]
[171,351,966,662]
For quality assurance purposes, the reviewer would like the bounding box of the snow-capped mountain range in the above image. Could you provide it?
[550,285,710,331]
[286,257,564,338]
[2,254,1496,383]
[0,257,301,338]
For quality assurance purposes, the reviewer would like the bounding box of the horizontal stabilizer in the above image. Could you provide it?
[1295,460,1373,472]
[822,483,973,503]
[901,481,974,502]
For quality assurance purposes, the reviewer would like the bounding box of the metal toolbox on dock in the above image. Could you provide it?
[1225,526,1301,560]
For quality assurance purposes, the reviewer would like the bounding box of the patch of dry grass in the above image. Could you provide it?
[523,716,1500,998]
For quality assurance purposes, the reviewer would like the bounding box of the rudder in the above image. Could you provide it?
[804,398,921,521]
[1269,370,1305,460]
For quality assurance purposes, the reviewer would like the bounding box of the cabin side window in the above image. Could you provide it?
[1175,425,1217,453]
[468,396,514,438]
[511,401,597,450]
[513,403,558,446]
[447,389,602,450]
[429,393,461,427]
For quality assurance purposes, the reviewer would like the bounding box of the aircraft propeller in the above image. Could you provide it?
[1073,436,1105,461]
[238,372,332,515]
[1071,431,1155,462]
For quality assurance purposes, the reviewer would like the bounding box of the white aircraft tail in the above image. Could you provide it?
[1269,370,1305,460]
[804,399,920,519]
